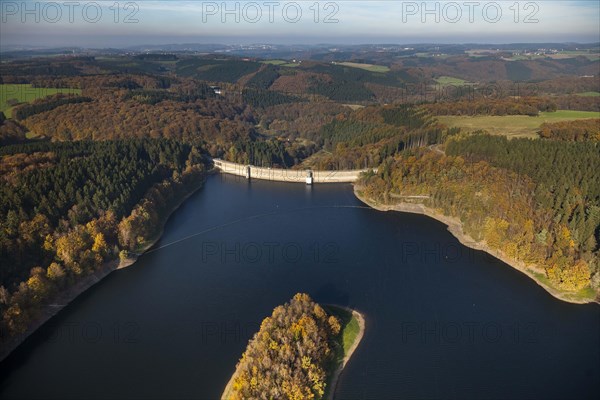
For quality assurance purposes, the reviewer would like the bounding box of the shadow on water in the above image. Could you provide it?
[314,282,351,308]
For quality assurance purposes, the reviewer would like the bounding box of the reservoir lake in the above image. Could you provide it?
[1,173,599,399]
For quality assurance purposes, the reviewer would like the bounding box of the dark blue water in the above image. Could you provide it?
[1,174,599,399]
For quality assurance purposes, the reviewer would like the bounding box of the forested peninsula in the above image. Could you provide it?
[221,293,364,400]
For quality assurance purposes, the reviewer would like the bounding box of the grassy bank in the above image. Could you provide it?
[322,305,365,400]
[353,186,598,305]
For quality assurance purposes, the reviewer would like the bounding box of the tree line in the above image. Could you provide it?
[12,94,92,121]
[423,97,557,116]
[308,105,443,169]
[539,119,600,141]
[0,139,207,339]
[242,88,303,109]
[0,112,27,145]
[10,74,309,169]
[360,134,600,293]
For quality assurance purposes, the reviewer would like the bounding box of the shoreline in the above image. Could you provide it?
[220,306,365,400]
[0,176,207,362]
[3,175,594,363]
[353,186,598,306]
[325,306,365,400]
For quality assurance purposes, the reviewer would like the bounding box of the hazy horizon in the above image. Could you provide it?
[1,1,599,49]
[2,39,600,51]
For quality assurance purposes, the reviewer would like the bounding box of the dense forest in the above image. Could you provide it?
[0,139,207,338]
[360,134,600,294]
[175,58,262,83]
[12,94,92,121]
[257,102,348,140]
[0,113,27,145]
[0,72,317,169]
[246,65,281,90]
[225,138,298,167]
[227,293,342,400]
[423,97,557,116]
[539,119,600,141]
[242,88,303,108]
[1,50,599,348]
[305,105,444,169]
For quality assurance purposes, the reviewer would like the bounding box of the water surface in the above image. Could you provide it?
[1,174,599,399]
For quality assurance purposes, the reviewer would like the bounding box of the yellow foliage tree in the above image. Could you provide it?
[92,232,108,255]
[483,217,509,249]
[43,234,54,252]
[328,315,341,336]
[228,293,341,400]
[55,229,90,266]
[46,262,66,281]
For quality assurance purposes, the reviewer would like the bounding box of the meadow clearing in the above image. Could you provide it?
[0,84,81,118]
[438,110,600,138]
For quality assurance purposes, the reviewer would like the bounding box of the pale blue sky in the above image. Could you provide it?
[1,1,599,47]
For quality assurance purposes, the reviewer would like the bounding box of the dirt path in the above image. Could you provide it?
[428,144,445,155]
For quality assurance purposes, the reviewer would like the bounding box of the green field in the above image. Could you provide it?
[261,59,287,65]
[413,52,452,59]
[323,305,363,399]
[465,50,500,58]
[543,110,600,118]
[324,305,362,358]
[338,62,390,73]
[577,91,600,97]
[0,84,81,118]
[434,76,473,86]
[342,104,365,110]
[260,59,301,67]
[438,110,600,138]
[341,313,360,355]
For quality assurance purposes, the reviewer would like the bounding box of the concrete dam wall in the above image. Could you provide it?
[212,159,368,184]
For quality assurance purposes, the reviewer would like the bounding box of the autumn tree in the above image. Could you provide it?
[229,293,342,400]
